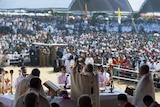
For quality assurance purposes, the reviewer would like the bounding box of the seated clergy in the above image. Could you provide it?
[57,65,70,89]
[98,65,110,87]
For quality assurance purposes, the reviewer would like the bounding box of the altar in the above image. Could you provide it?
[50,87,133,107]
[0,88,133,107]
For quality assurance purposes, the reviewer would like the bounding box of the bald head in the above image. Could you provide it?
[78,94,92,107]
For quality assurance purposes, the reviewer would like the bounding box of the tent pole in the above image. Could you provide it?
[66,12,69,23]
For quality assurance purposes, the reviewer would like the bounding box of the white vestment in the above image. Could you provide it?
[13,74,46,107]
[14,75,25,89]
[133,73,155,107]
[14,89,51,107]
[70,66,100,107]
[85,57,94,65]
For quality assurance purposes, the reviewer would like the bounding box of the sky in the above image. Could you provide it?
[0,0,73,9]
[128,0,146,12]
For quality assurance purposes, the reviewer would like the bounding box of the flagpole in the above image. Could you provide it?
[117,7,122,45]
[84,3,88,20]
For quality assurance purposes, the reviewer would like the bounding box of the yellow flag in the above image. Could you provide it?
[84,3,88,19]
[118,7,121,24]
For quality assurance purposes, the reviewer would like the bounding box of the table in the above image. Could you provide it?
[100,87,133,107]
[0,88,133,107]
[0,94,14,107]
[50,87,133,107]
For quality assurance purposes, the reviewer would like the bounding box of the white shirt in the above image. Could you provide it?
[85,57,94,65]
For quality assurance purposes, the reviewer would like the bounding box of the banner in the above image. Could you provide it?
[118,7,121,24]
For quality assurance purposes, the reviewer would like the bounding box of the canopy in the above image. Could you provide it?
[70,0,132,12]
[139,0,160,13]
[0,0,132,12]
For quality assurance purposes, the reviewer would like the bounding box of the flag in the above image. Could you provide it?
[84,3,88,19]
[118,7,121,24]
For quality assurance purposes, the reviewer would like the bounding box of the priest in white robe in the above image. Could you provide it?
[133,65,155,107]
[70,60,100,107]
[13,68,46,107]
[14,77,51,107]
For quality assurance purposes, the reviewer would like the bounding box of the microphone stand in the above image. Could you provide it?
[64,74,69,90]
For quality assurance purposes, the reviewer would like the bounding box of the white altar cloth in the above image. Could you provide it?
[0,87,133,107]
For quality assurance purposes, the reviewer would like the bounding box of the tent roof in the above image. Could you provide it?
[0,0,74,10]
[139,0,160,13]
[0,0,132,12]
[70,0,132,12]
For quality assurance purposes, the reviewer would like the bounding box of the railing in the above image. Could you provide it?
[94,63,160,88]
[112,67,139,82]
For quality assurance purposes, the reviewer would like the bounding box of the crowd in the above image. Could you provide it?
[0,15,160,107]
[0,15,160,72]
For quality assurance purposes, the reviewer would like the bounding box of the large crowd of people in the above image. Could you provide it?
[0,15,160,72]
[0,14,160,107]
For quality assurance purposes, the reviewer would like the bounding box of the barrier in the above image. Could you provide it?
[94,63,160,88]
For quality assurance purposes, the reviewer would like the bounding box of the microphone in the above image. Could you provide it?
[64,74,69,90]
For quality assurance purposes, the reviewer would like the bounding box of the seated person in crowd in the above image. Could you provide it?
[85,54,94,65]
[77,94,92,107]
[57,65,70,89]
[14,66,27,89]
[98,65,110,87]
[117,94,135,107]
[14,68,46,107]
[143,95,160,107]
[15,77,51,107]
[149,60,156,70]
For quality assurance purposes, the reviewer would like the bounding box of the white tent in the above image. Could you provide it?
[127,0,146,12]
[0,0,74,10]
[32,42,68,46]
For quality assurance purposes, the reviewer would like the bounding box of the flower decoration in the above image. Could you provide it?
[70,65,74,69]
[108,63,113,67]
[5,78,10,83]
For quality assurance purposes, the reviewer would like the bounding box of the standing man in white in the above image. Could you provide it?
[70,60,100,107]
